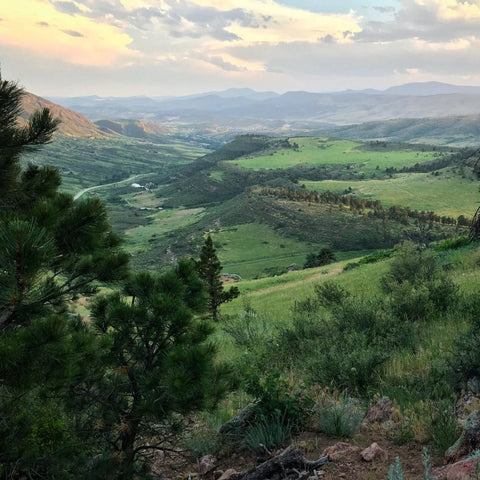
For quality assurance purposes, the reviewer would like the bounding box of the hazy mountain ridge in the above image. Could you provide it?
[45,82,480,145]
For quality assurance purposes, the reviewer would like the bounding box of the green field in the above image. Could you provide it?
[302,169,479,217]
[123,207,205,255]
[210,223,320,279]
[219,255,389,319]
[225,137,445,173]
[23,136,209,193]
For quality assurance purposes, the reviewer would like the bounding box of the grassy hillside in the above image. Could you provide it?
[302,168,478,218]
[23,135,209,193]
[224,137,449,174]
[74,134,471,278]
[35,133,474,279]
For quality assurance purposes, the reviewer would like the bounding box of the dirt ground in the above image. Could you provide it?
[156,425,443,480]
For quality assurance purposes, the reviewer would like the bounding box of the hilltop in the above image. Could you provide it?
[21,92,107,138]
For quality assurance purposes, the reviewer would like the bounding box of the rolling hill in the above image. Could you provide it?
[21,92,107,138]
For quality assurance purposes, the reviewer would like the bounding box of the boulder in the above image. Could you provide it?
[220,407,256,436]
[445,410,480,463]
[365,396,393,423]
[199,455,217,476]
[360,442,386,462]
[432,457,480,479]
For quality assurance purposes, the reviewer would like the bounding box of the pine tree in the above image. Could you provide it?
[196,234,239,320]
[0,73,129,478]
[79,261,232,479]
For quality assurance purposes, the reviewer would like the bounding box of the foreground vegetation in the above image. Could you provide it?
[4,75,480,479]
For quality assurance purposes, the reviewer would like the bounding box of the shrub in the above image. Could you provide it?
[245,369,312,429]
[388,457,406,480]
[313,281,350,308]
[391,418,415,445]
[382,242,458,322]
[316,394,365,437]
[435,236,470,251]
[432,401,461,453]
[222,300,269,348]
[304,248,336,269]
[244,412,292,453]
[183,428,219,459]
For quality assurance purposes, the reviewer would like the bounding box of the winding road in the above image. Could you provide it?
[73,173,153,201]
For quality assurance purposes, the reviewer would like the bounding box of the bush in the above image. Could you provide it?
[245,369,312,429]
[313,281,350,308]
[183,427,219,459]
[435,236,470,251]
[316,394,365,437]
[382,243,458,322]
[244,412,292,453]
[432,402,461,453]
[388,457,406,480]
[222,301,269,348]
[304,248,336,269]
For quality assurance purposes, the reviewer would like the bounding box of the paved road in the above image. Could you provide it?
[73,174,152,200]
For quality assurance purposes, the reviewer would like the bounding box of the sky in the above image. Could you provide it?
[1,0,480,97]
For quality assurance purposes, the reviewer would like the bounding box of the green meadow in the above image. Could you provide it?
[219,254,390,319]
[302,169,479,218]
[123,206,205,255]
[24,135,209,193]
[224,137,445,173]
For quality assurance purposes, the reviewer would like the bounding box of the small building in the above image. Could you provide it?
[131,183,142,188]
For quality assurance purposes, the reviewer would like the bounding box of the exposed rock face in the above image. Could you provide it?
[445,410,480,463]
[360,442,386,462]
[365,396,394,423]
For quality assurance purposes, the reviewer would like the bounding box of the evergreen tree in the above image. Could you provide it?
[0,74,129,478]
[77,261,232,479]
[196,235,239,320]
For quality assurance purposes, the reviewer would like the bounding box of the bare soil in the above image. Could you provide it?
[156,425,444,480]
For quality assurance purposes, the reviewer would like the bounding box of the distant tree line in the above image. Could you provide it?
[259,187,469,227]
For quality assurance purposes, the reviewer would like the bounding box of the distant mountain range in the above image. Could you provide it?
[20,81,480,145]
[45,82,480,134]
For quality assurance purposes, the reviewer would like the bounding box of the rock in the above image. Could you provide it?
[365,396,393,423]
[445,410,480,463]
[220,407,256,435]
[198,455,217,476]
[360,442,386,462]
[322,442,360,462]
[467,377,480,395]
[432,457,480,479]
[218,469,239,480]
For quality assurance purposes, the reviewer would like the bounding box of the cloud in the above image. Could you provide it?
[203,55,246,72]
[373,6,396,13]
[357,0,480,44]
[62,29,84,37]
[0,0,136,66]
[52,1,83,15]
